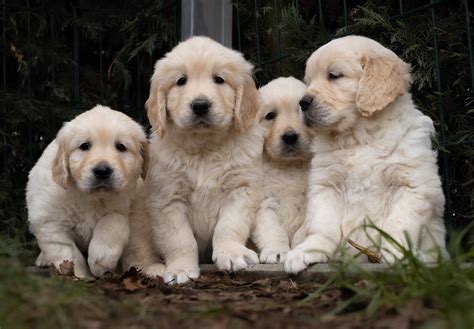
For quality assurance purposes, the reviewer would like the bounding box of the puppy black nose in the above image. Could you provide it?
[191,98,210,116]
[93,165,113,180]
[299,95,313,112]
[281,132,299,145]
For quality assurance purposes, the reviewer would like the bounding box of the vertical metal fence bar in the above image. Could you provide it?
[236,2,242,51]
[296,0,306,80]
[148,23,153,123]
[342,0,348,27]
[99,20,103,101]
[26,0,32,165]
[73,7,80,112]
[463,0,474,92]
[317,0,322,21]
[273,0,282,75]
[253,0,262,78]
[398,0,403,14]
[50,12,55,87]
[430,2,453,228]
[123,34,130,114]
[174,2,179,45]
[2,0,6,174]
[136,55,142,123]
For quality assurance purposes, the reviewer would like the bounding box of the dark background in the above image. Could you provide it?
[1,0,473,256]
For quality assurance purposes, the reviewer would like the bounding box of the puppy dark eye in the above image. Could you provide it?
[328,72,342,80]
[79,142,91,151]
[213,76,225,84]
[265,111,277,120]
[176,77,187,86]
[116,143,127,152]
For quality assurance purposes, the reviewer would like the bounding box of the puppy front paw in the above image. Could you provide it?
[88,256,118,278]
[140,263,166,278]
[284,249,327,274]
[52,259,90,279]
[212,246,259,272]
[259,248,289,264]
[163,263,200,285]
[35,251,49,267]
[88,247,121,278]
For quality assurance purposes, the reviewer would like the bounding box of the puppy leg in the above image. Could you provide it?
[285,187,342,274]
[88,213,130,277]
[291,224,307,249]
[379,187,447,263]
[121,208,165,278]
[213,186,259,272]
[35,251,48,267]
[34,222,89,278]
[153,201,199,285]
[253,206,290,263]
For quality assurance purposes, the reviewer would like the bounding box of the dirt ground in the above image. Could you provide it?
[83,268,430,329]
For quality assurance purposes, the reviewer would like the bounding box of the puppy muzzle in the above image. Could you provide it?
[276,130,307,158]
[84,163,122,192]
[302,101,331,127]
[188,98,217,129]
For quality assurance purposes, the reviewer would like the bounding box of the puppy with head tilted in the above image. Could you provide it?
[285,36,448,273]
[27,105,148,278]
[251,77,311,264]
[122,36,263,284]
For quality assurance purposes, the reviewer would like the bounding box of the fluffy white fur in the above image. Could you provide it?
[122,36,263,284]
[252,77,311,263]
[285,36,448,273]
[27,105,148,278]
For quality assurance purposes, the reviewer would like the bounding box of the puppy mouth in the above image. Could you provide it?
[86,178,121,193]
[280,146,310,159]
[303,107,332,127]
[268,143,309,161]
[282,144,302,154]
[192,120,212,129]
[89,182,116,192]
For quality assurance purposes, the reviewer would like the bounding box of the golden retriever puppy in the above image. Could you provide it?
[26,105,148,278]
[122,36,263,284]
[251,77,311,263]
[285,36,448,273]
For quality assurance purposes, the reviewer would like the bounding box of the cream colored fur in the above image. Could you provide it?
[251,77,311,263]
[285,36,448,273]
[26,105,147,278]
[122,36,264,284]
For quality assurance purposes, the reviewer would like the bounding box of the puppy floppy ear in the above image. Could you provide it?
[356,53,411,117]
[234,73,260,132]
[140,141,149,180]
[146,70,167,138]
[52,139,69,189]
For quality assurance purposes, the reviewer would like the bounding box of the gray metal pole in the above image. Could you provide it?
[181,0,233,47]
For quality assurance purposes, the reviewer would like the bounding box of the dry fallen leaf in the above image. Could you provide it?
[58,260,75,276]
[121,277,145,291]
[10,43,27,71]
[348,239,382,263]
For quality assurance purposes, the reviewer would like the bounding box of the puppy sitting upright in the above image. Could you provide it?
[252,77,311,264]
[27,105,148,278]
[122,36,263,284]
[285,36,448,273]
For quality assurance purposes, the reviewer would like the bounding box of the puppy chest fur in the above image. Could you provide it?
[310,99,444,246]
[147,126,263,261]
[261,161,308,239]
